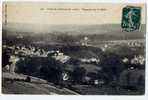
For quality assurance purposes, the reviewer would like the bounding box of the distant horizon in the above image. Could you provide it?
[3,22,146,34]
[2,22,146,41]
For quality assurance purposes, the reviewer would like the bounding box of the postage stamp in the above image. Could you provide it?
[121,6,141,32]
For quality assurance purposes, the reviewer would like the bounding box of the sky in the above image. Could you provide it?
[2,2,146,25]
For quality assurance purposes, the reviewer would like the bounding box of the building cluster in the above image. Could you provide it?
[2,45,71,73]
[51,50,71,63]
[104,39,145,47]
[80,58,100,64]
[122,55,145,65]
[14,45,49,57]
[3,44,70,60]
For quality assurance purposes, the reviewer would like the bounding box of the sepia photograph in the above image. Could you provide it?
[2,2,146,95]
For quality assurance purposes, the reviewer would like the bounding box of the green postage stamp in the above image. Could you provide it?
[121,6,141,32]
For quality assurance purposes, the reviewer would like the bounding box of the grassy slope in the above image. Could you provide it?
[2,72,79,95]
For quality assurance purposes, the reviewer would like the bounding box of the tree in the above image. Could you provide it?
[101,53,125,83]
[72,67,86,84]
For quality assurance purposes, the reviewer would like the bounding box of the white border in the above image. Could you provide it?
[0,0,147,100]
[1,0,148,3]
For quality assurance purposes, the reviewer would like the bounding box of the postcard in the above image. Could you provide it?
[2,2,146,95]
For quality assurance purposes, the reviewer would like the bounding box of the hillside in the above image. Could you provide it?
[60,46,103,59]
[2,72,79,95]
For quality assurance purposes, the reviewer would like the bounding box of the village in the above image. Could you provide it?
[2,35,145,94]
